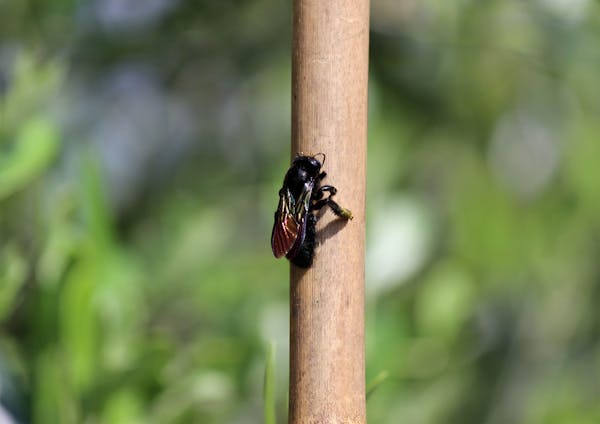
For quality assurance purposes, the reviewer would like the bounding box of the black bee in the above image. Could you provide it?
[271,153,353,268]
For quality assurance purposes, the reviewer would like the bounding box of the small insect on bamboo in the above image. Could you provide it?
[271,153,353,268]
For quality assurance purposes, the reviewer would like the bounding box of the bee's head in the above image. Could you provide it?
[293,153,324,176]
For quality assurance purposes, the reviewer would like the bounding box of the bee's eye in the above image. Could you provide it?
[308,158,321,170]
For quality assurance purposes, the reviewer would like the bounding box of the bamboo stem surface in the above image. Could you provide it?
[289,1,369,422]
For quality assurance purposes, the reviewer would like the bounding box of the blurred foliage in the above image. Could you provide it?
[1,0,600,423]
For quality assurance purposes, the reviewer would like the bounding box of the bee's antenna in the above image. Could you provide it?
[314,152,326,165]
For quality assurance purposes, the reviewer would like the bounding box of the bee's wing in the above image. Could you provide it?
[271,184,312,259]
[271,189,300,258]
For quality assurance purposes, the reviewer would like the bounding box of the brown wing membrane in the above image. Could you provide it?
[271,189,300,258]
[271,182,314,259]
[271,213,299,257]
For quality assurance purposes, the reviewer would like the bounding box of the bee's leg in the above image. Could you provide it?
[313,185,337,201]
[325,199,353,220]
[311,198,328,211]
[312,198,353,219]
[310,190,352,219]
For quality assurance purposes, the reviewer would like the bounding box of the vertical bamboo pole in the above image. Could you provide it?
[289,0,369,423]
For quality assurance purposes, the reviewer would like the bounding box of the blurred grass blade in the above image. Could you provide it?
[81,153,114,249]
[0,245,27,321]
[366,370,390,401]
[263,341,276,424]
[0,117,59,200]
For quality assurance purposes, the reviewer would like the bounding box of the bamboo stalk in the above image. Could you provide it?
[289,0,369,423]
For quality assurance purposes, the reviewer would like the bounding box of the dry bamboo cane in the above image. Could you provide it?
[289,0,369,423]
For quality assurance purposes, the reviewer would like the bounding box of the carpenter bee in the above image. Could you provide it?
[271,153,353,268]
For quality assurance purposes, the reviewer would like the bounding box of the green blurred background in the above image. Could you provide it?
[1,0,600,423]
